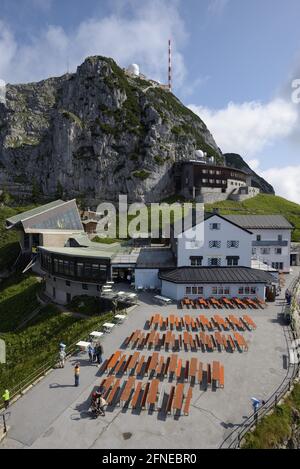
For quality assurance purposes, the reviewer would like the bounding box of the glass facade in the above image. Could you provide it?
[40,251,110,282]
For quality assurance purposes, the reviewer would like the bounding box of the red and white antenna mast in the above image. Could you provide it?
[168,39,172,92]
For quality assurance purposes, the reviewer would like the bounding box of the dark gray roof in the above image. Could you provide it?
[136,247,176,268]
[159,266,275,284]
[223,215,293,230]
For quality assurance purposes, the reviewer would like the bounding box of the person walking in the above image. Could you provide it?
[74,363,80,387]
[59,349,66,368]
[2,389,10,409]
[96,343,104,365]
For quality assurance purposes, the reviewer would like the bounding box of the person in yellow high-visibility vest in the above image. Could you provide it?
[2,389,10,409]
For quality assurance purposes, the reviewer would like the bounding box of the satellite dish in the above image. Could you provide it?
[127,64,140,76]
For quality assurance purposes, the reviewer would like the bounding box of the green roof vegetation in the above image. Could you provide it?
[205,194,300,242]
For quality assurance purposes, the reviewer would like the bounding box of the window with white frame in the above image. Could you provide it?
[227,240,239,248]
[275,248,282,255]
[186,286,191,294]
[209,223,221,230]
[190,256,203,266]
[212,287,218,295]
[209,240,221,248]
[227,256,239,266]
[261,248,270,255]
[238,286,257,295]
[208,257,221,266]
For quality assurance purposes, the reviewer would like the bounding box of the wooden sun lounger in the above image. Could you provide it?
[119,377,135,407]
[207,364,212,387]
[114,354,127,375]
[243,315,257,330]
[149,352,159,375]
[214,331,224,350]
[107,378,121,406]
[131,382,143,409]
[184,360,190,382]
[135,355,145,376]
[127,352,140,374]
[102,375,115,398]
[141,382,150,409]
[123,354,133,374]
[99,355,113,374]
[183,387,193,416]
[156,356,165,377]
[164,356,171,376]
[212,361,220,386]
[189,358,197,382]
[167,386,175,414]
[124,332,134,347]
[176,358,182,380]
[169,354,178,376]
[172,383,184,414]
[147,379,159,409]
[107,351,121,372]
[198,362,203,384]
[219,365,225,388]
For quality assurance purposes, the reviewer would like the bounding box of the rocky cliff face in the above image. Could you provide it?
[0,56,223,203]
[224,153,275,194]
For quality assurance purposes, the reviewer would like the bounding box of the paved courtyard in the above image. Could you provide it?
[1,270,298,449]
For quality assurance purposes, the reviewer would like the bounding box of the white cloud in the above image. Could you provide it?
[189,99,298,156]
[261,166,300,204]
[0,0,187,86]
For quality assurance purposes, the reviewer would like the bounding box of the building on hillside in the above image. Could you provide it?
[5,200,287,304]
[290,243,300,266]
[223,215,293,273]
[159,266,275,302]
[175,160,260,203]
[5,199,83,255]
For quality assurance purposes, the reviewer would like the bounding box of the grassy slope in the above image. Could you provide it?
[243,383,300,449]
[205,194,300,242]
[0,304,113,396]
[0,204,37,270]
[0,274,41,332]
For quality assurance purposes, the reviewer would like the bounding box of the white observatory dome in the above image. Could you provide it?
[195,149,205,159]
[127,64,140,76]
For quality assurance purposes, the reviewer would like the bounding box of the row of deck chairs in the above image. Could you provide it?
[98,356,223,416]
[145,314,257,332]
[180,296,266,310]
[98,375,194,416]
[123,329,248,353]
[100,350,225,387]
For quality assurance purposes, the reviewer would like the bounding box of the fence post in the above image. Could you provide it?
[275,394,278,407]
[2,414,7,434]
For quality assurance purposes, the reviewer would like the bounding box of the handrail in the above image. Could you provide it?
[220,274,300,448]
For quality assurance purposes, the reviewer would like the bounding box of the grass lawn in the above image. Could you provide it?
[243,383,300,449]
[0,204,37,270]
[205,194,300,242]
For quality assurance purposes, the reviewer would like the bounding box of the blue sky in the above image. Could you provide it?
[0,0,300,201]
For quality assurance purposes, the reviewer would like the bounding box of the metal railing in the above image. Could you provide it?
[220,275,300,449]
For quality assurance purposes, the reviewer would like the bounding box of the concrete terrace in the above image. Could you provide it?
[0,270,298,449]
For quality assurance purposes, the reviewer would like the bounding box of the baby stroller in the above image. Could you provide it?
[90,391,105,418]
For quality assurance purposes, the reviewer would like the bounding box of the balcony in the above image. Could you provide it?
[252,240,288,247]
